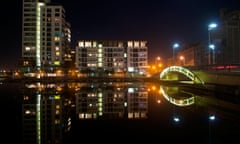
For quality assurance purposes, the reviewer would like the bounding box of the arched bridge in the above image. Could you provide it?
[159,65,240,86]
[160,66,204,84]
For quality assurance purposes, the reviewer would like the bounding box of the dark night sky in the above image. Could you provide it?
[1,0,240,69]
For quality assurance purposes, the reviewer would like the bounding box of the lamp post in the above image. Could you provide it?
[209,44,215,64]
[208,23,217,65]
[173,43,179,65]
[155,56,162,72]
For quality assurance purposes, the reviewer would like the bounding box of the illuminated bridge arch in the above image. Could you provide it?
[160,66,204,84]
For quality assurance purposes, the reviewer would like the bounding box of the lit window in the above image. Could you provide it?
[134,41,139,47]
[85,41,92,47]
[54,36,60,41]
[141,41,146,47]
[128,41,133,47]
[78,41,84,47]
[25,47,30,51]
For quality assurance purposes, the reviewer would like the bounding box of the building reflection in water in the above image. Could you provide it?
[22,82,72,144]
[75,82,148,119]
[21,82,149,143]
[17,81,240,143]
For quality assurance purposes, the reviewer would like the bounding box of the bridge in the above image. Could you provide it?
[158,65,240,86]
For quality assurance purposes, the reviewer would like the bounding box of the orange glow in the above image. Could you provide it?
[151,86,156,91]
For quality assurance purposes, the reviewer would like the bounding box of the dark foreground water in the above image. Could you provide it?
[2,82,240,144]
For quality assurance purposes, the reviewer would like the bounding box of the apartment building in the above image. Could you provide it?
[22,0,71,73]
[76,40,148,77]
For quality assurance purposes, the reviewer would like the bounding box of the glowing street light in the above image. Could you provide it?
[179,55,185,66]
[208,22,217,65]
[155,56,161,65]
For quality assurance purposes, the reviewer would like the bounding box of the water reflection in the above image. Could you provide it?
[75,82,148,119]
[22,82,72,144]
[21,82,151,143]
[160,85,195,106]
[19,82,240,144]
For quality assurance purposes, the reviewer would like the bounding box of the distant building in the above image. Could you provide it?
[21,0,71,73]
[75,40,148,76]
[176,43,207,66]
[212,8,240,65]
[167,43,207,67]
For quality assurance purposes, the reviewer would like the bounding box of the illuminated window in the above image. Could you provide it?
[93,41,97,47]
[85,41,92,47]
[128,41,133,47]
[25,47,30,51]
[118,42,123,47]
[55,119,60,124]
[56,110,60,115]
[54,36,60,41]
[134,41,139,47]
[78,41,84,47]
[56,105,60,109]
[98,44,103,48]
[141,41,146,47]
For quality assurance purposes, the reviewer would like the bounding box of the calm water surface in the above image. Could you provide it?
[2,81,240,144]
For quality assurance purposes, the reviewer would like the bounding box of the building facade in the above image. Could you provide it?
[212,8,240,65]
[22,0,71,74]
[76,40,148,77]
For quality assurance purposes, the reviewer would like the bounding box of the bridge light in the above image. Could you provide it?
[159,66,204,84]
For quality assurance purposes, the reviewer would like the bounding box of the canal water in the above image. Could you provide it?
[2,81,240,144]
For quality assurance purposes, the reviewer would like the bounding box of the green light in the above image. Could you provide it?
[54,95,61,99]
[54,61,60,65]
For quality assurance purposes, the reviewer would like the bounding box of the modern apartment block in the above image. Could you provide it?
[76,40,148,77]
[22,0,71,74]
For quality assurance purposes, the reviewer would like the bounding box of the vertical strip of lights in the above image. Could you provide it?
[98,44,103,67]
[98,92,103,116]
[36,83,41,144]
[36,3,45,71]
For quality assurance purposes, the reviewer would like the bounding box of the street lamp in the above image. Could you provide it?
[208,23,217,65]
[173,43,179,65]
[179,55,185,66]
[155,56,161,65]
